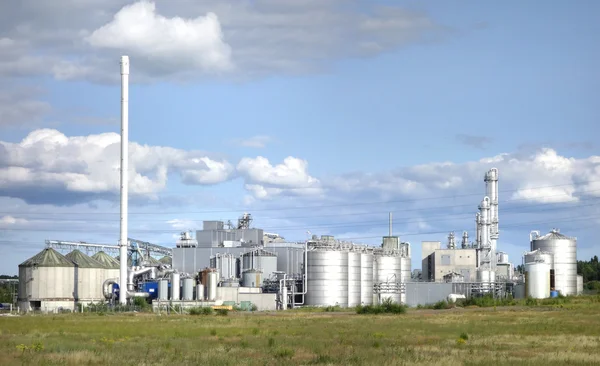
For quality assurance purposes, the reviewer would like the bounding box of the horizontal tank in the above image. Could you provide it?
[306,250,349,307]
[531,229,577,296]
[525,261,551,299]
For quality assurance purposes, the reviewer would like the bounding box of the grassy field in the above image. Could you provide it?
[1,296,600,365]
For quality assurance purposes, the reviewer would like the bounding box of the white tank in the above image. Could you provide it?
[207,271,218,301]
[242,270,263,288]
[196,284,204,301]
[182,278,194,300]
[525,261,551,299]
[360,252,374,305]
[158,279,168,300]
[347,251,361,307]
[170,272,180,300]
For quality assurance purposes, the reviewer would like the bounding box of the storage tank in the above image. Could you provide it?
[524,249,553,267]
[374,255,402,304]
[242,269,263,288]
[577,275,583,295]
[241,248,278,281]
[477,269,496,293]
[306,250,349,307]
[65,249,105,302]
[182,278,194,300]
[158,279,169,300]
[196,284,204,300]
[91,251,120,282]
[347,251,362,307]
[360,252,374,305]
[525,261,551,299]
[531,229,577,296]
[497,252,508,264]
[170,272,180,300]
[207,271,218,301]
[18,248,75,310]
[372,254,379,305]
[210,253,238,280]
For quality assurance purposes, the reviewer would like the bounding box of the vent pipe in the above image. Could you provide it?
[388,212,392,236]
[119,55,130,305]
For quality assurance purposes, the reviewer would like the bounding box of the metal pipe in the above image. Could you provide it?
[103,278,118,299]
[127,267,155,291]
[389,212,392,236]
[119,55,130,305]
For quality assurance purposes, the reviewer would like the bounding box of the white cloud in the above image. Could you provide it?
[0,86,52,127]
[0,128,234,204]
[166,219,197,230]
[0,215,27,225]
[85,1,233,74]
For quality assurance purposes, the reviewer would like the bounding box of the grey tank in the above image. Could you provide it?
[347,252,362,307]
[182,278,194,300]
[531,229,577,296]
[360,252,374,305]
[158,279,168,301]
[306,250,349,307]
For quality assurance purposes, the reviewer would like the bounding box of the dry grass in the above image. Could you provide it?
[1,296,600,365]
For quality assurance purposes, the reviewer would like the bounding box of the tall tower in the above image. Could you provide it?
[478,197,492,270]
[119,55,130,305]
[484,168,499,270]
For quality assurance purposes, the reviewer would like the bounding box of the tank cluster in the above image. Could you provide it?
[305,235,411,307]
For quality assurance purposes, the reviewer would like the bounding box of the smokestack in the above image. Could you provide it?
[389,212,392,236]
[119,55,129,305]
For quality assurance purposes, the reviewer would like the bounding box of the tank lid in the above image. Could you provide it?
[535,228,576,241]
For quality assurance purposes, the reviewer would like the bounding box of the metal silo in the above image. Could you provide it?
[531,229,577,296]
[210,253,237,280]
[525,261,551,298]
[360,252,374,305]
[306,250,349,307]
[65,249,105,302]
[196,284,204,300]
[241,248,278,281]
[182,278,194,300]
[372,254,379,304]
[242,269,263,287]
[207,271,218,301]
[170,272,180,300]
[91,251,120,283]
[158,279,169,300]
[18,248,75,311]
[374,255,402,304]
[347,251,362,307]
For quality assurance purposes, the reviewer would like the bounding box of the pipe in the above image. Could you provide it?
[127,291,150,298]
[389,212,392,236]
[103,278,118,299]
[119,55,130,305]
[127,267,156,291]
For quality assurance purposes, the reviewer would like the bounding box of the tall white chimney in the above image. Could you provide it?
[119,55,130,305]
[388,212,392,236]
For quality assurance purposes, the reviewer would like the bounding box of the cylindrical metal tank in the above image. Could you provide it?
[347,251,362,307]
[170,272,180,300]
[210,253,238,280]
[477,269,496,293]
[524,249,554,267]
[196,284,204,300]
[207,271,218,301]
[400,257,411,283]
[221,278,240,287]
[577,275,583,295]
[513,283,525,299]
[65,249,106,301]
[158,279,169,300]
[241,249,278,280]
[306,250,349,307]
[497,252,508,264]
[375,255,402,304]
[182,278,194,300]
[525,261,551,299]
[531,229,577,296]
[242,270,263,288]
[360,252,374,305]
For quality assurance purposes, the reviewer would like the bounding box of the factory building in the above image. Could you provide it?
[421,241,478,282]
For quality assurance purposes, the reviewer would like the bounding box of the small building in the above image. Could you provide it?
[421,241,478,282]
[18,248,75,312]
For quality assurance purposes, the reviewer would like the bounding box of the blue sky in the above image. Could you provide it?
[0,0,598,274]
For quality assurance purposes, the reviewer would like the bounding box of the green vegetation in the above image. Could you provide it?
[578,256,600,285]
[1,296,600,365]
[356,297,407,314]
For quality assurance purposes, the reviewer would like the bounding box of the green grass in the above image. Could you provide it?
[1,295,600,365]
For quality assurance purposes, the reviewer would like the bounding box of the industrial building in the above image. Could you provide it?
[13,56,587,313]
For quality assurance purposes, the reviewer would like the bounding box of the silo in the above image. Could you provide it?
[375,255,402,304]
[182,278,194,300]
[242,269,263,287]
[210,253,237,280]
[207,271,218,301]
[158,279,169,300]
[241,248,278,281]
[91,251,120,282]
[525,261,551,298]
[347,251,362,307]
[531,229,577,296]
[65,249,105,302]
[306,250,349,307]
[372,254,379,304]
[170,272,180,300]
[360,252,374,305]
[196,284,204,300]
[18,248,75,311]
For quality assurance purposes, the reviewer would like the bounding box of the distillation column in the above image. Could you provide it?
[478,197,492,270]
[484,168,499,270]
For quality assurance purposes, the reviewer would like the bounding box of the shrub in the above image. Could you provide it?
[215,308,229,316]
[355,298,407,314]
[189,306,213,315]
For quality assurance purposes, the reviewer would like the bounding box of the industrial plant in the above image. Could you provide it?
[14,56,585,313]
